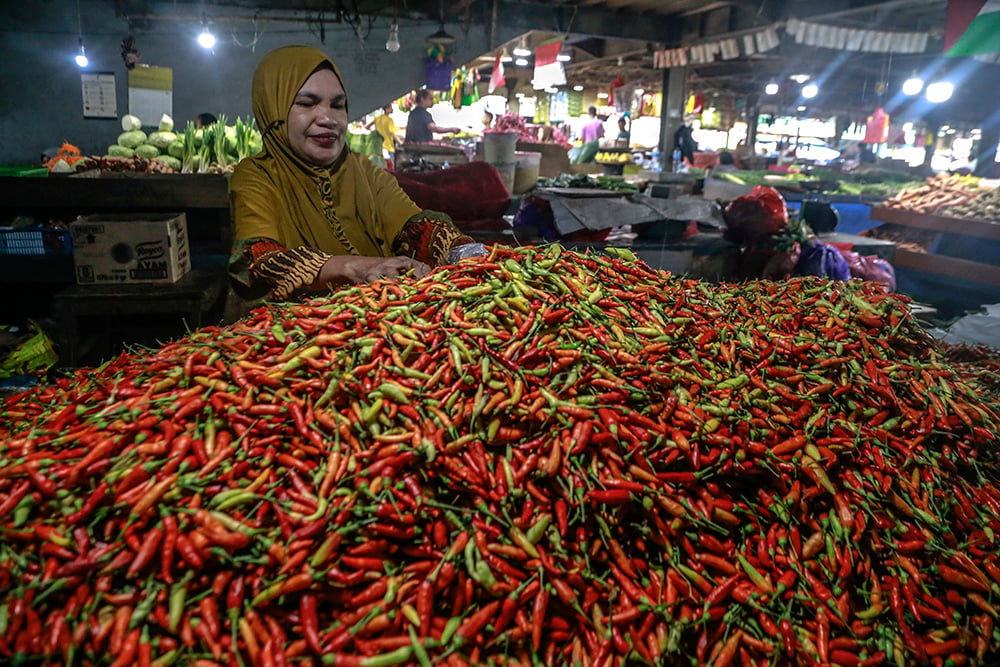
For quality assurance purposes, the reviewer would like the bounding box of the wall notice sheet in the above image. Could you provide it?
[128,65,173,125]
[81,72,117,118]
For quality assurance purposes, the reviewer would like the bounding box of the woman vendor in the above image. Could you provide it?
[229,46,484,301]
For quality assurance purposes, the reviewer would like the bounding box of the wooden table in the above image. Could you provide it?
[51,269,227,367]
[870,206,1000,288]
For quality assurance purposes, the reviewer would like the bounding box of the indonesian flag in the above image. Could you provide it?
[488,51,505,94]
[946,0,1000,56]
[532,40,566,90]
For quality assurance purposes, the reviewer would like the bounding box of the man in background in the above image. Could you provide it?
[194,113,217,128]
[572,106,605,164]
[581,106,605,144]
[405,90,460,144]
[373,104,401,167]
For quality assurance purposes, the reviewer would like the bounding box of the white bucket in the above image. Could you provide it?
[481,132,518,164]
[492,162,516,194]
[513,151,542,194]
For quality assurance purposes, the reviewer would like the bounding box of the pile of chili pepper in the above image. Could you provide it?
[1,244,998,667]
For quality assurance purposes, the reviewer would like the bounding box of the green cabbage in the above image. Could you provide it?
[121,114,142,132]
[158,114,174,132]
[117,130,147,149]
[147,131,178,149]
[107,145,135,158]
[167,141,185,159]
[134,144,161,159]
[155,155,181,171]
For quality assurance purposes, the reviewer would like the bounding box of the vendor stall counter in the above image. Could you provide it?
[0,174,232,367]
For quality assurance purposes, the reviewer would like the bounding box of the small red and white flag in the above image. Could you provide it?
[533,40,566,89]
[489,51,505,93]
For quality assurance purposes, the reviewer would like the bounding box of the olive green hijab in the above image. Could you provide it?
[231,45,419,256]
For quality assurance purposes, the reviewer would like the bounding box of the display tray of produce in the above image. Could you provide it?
[0,174,230,210]
[870,207,1000,240]
[536,187,627,198]
[2,245,999,666]
[400,142,467,155]
[879,173,981,215]
[711,169,922,201]
[870,206,1000,288]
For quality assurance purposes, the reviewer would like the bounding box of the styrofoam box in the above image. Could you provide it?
[70,213,191,284]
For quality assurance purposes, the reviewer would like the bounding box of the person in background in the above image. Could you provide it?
[572,106,606,164]
[195,113,218,128]
[714,150,738,173]
[404,90,461,143]
[373,104,400,167]
[673,123,697,166]
[228,46,485,302]
[482,110,494,131]
[616,117,630,145]
[580,106,605,144]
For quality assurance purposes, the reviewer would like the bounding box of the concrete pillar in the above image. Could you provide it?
[973,127,1000,178]
[658,65,687,172]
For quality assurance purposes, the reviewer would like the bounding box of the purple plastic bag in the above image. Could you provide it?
[795,241,851,280]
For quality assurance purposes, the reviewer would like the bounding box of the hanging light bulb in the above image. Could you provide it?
[197,17,217,50]
[902,75,924,96]
[925,81,954,103]
[75,37,89,68]
[385,20,400,52]
[512,37,531,57]
[764,81,779,95]
[74,3,88,68]
[801,83,819,99]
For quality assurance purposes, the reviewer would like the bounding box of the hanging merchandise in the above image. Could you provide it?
[640,93,661,118]
[425,43,453,91]
[607,76,624,106]
[448,67,480,109]
[462,68,480,107]
[567,89,584,117]
[612,82,637,114]
[686,92,706,115]
[864,106,890,144]
[489,52,505,94]
[449,69,463,108]
[549,90,569,122]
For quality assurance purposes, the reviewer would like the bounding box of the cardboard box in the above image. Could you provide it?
[70,213,191,284]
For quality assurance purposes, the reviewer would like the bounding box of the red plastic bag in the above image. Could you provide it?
[723,186,789,244]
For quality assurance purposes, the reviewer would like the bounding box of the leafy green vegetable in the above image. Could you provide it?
[121,114,142,132]
[155,155,181,171]
[167,141,184,159]
[147,131,178,149]
[117,130,147,149]
[134,144,161,159]
[107,145,135,158]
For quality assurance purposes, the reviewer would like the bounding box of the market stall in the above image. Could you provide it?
[863,175,1000,315]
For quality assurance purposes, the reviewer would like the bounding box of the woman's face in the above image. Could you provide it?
[287,68,348,167]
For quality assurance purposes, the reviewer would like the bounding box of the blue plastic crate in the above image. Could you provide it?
[0,227,73,257]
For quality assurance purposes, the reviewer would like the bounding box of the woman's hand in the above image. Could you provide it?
[312,255,430,289]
